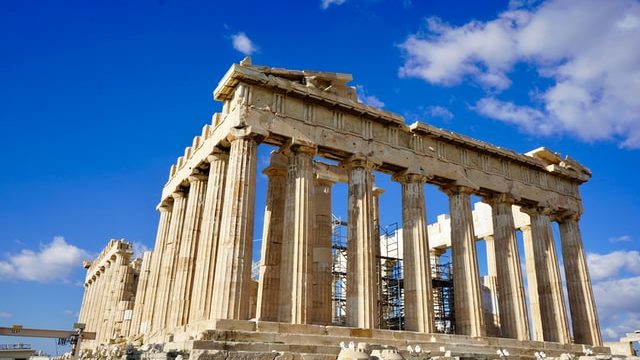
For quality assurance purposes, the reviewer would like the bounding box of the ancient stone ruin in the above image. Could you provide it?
[77,59,610,359]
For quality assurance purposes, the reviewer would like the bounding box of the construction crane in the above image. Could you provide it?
[0,323,95,359]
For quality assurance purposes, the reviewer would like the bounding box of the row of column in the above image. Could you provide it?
[135,128,600,347]
[79,242,135,343]
[477,196,601,346]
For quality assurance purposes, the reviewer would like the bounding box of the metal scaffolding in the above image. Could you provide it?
[330,216,455,334]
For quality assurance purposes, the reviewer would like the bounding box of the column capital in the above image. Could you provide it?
[440,184,475,196]
[171,190,186,200]
[520,205,554,217]
[287,139,317,155]
[483,192,518,205]
[315,177,336,187]
[372,186,385,196]
[226,126,267,143]
[263,152,288,177]
[188,173,208,183]
[206,148,230,163]
[392,171,430,184]
[553,210,582,222]
[343,154,379,170]
[156,198,174,212]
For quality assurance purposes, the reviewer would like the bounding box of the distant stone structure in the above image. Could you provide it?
[77,59,609,359]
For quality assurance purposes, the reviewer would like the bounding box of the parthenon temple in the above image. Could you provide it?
[77,59,609,359]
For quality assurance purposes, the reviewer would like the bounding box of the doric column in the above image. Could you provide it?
[189,150,229,323]
[443,185,485,337]
[372,187,384,328]
[279,143,316,324]
[485,236,497,278]
[396,173,434,333]
[87,273,100,333]
[139,202,172,335]
[211,129,260,320]
[171,174,208,328]
[130,251,152,336]
[522,225,544,341]
[346,156,378,329]
[98,261,115,342]
[486,195,530,340]
[256,152,287,322]
[83,277,96,332]
[523,207,570,343]
[153,191,188,333]
[311,176,334,325]
[558,213,602,346]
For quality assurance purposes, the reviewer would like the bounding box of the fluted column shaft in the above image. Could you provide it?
[211,130,260,320]
[445,185,485,337]
[346,157,378,329]
[153,192,188,332]
[559,215,602,346]
[140,204,172,335]
[312,178,334,325]
[189,151,229,323]
[256,152,287,321]
[87,273,101,332]
[279,144,316,323]
[522,225,544,341]
[526,208,570,343]
[130,251,152,336]
[372,187,384,328]
[98,262,115,342]
[488,196,530,340]
[398,174,434,333]
[171,175,208,328]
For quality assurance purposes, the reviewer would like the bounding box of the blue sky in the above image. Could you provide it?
[1,0,639,354]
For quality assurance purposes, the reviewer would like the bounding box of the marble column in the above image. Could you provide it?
[524,207,570,344]
[256,152,287,322]
[444,185,485,337]
[171,174,208,328]
[211,129,260,321]
[522,225,544,341]
[312,177,334,325]
[140,202,172,335]
[279,144,316,324]
[558,213,602,346]
[98,261,114,342]
[189,150,229,323]
[153,191,188,332]
[130,251,152,336]
[346,156,378,329]
[397,173,434,333]
[487,195,530,340]
[372,187,384,328]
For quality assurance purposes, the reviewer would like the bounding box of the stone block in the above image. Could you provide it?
[257,321,281,333]
[349,328,373,338]
[213,319,256,331]
[326,326,351,337]
[279,323,326,335]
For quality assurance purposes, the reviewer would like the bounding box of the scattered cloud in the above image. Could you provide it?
[609,235,632,243]
[132,241,150,259]
[587,250,640,281]
[0,237,89,283]
[399,0,640,148]
[0,311,12,319]
[231,32,257,56]
[593,275,640,340]
[427,105,454,121]
[321,0,346,10]
[356,85,385,108]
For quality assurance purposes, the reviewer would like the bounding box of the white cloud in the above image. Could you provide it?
[231,32,257,56]
[399,0,640,148]
[132,241,150,259]
[0,237,89,283]
[356,85,385,108]
[0,311,12,318]
[427,106,454,121]
[321,0,346,10]
[587,250,640,281]
[609,235,632,243]
[593,275,640,340]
